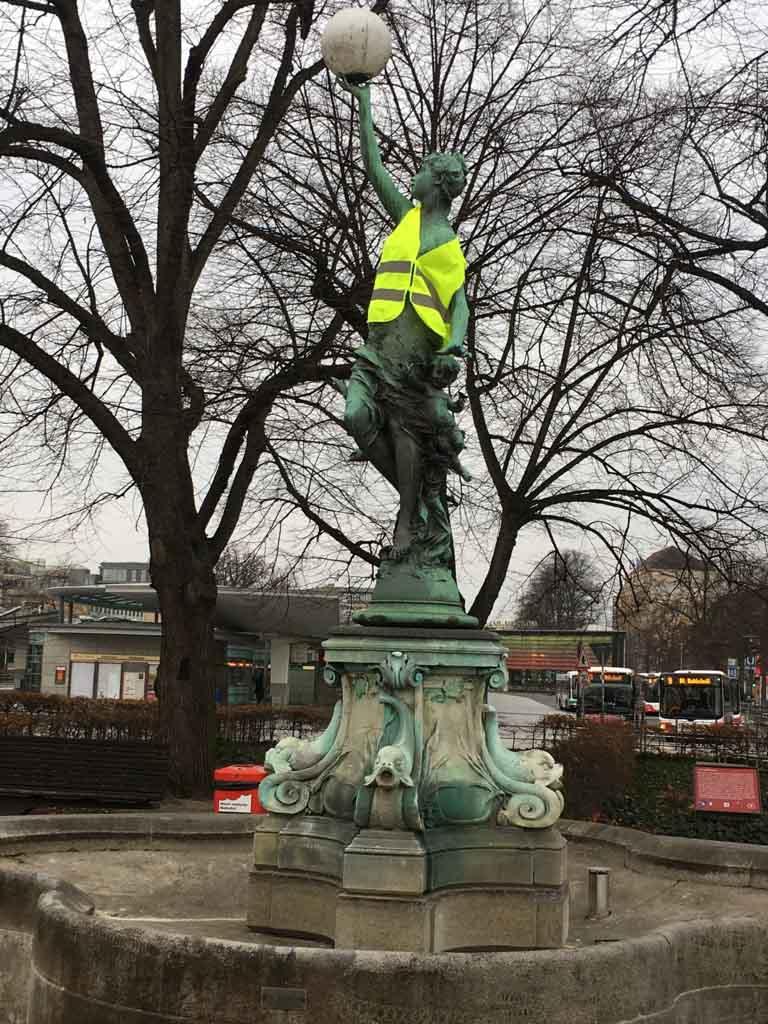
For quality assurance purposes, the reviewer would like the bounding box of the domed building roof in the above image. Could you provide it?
[640,546,707,572]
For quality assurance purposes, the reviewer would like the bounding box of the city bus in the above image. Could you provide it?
[581,667,635,721]
[556,671,580,711]
[658,670,743,731]
[636,672,661,716]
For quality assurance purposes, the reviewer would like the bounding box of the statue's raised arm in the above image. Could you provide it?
[338,78,411,224]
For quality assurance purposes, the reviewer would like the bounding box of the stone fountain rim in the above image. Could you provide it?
[2,812,767,883]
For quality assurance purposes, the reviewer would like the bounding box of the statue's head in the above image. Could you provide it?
[412,151,467,205]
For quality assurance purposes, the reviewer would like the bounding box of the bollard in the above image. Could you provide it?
[587,866,611,920]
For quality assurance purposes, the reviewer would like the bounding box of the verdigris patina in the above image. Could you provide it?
[338,78,477,628]
[259,638,564,831]
[251,52,567,953]
[258,79,564,836]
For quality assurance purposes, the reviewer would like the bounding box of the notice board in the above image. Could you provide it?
[693,764,762,814]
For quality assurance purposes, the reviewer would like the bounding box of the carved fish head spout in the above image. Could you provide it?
[364,744,414,789]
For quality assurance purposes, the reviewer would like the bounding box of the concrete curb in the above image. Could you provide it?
[3,811,766,885]
[3,810,766,883]
[561,818,768,887]
[0,810,256,854]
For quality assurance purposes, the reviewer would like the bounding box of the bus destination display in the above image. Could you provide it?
[693,764,761,814]
[664,675,713,686]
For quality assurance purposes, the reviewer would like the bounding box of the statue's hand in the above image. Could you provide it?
[336,74,370,101]
[441,340,465,357]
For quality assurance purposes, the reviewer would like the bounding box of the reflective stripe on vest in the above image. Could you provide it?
[367,207,465,340]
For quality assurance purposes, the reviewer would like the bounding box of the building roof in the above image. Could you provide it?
[42,621,163,637]
[47,585,340,639]
[640,547,707,572]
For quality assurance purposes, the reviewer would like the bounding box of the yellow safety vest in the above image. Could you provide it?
[367,207,465,341]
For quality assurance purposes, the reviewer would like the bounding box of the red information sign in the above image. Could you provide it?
[693,764,762,814]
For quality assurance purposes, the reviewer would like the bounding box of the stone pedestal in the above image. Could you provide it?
[249,818,568,952]
[250,625,567,952]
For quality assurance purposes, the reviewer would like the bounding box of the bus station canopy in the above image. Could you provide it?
[47,585,340,640]
[496,630,625,673]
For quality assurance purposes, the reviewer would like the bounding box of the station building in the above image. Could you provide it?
[25,585,355,706]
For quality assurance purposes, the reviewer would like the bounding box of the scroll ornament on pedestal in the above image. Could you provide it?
[259,650,564,830]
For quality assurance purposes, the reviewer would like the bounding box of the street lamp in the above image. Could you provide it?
[321,8,392,84]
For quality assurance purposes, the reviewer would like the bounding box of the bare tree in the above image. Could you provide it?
[232,0,768,626]
[566,2,768,396]
[0,520,13,565]
[616,549,720,670]
[0,1,392,794]
[515,550,601,629]
[215,544,293,590]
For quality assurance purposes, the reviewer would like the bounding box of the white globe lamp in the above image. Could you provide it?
[321,8,392,85]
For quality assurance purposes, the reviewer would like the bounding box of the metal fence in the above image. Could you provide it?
[498,709,768,768]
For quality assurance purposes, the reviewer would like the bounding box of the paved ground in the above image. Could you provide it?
[490,690,556,741]
[5,830,767,949]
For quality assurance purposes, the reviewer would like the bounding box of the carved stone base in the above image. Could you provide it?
[248,818,568,952]
[354,560,479,628]
[254,625,566,952]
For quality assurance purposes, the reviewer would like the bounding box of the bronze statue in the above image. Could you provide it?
[339,78,470,572]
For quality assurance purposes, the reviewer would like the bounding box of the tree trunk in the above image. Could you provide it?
[469,517,522,626]
[153,575,217,796]
[142,418,219,797]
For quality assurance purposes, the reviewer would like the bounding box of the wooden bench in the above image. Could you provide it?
[0,736,169,803]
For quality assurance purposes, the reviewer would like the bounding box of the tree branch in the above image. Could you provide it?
[131,0,158,82]
[54,0,105,150]
[0,323,141,475]
[0,123,154,329]
[1,0,55,12]
[190,8,325,288]
[0,250,139,377]
[268,442,379,567]
[185,2,268,161]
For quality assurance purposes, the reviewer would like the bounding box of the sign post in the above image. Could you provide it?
[591,642,613,723]
[576,641,588,719]
[743,635,760,702]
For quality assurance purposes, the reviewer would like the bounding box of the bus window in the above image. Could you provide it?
[637,673,660,715]
[662,683,721,721]
[581,667,635,720]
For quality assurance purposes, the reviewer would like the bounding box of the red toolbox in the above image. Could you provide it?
[213,765,268,814]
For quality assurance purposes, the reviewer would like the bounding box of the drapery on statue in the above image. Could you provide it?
[339,78,470,574]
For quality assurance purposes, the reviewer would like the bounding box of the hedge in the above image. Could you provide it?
[0,692,332,744]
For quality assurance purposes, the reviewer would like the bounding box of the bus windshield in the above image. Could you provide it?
[644,678,660,702]
[582,684,633,714]
[661,680,722,720]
